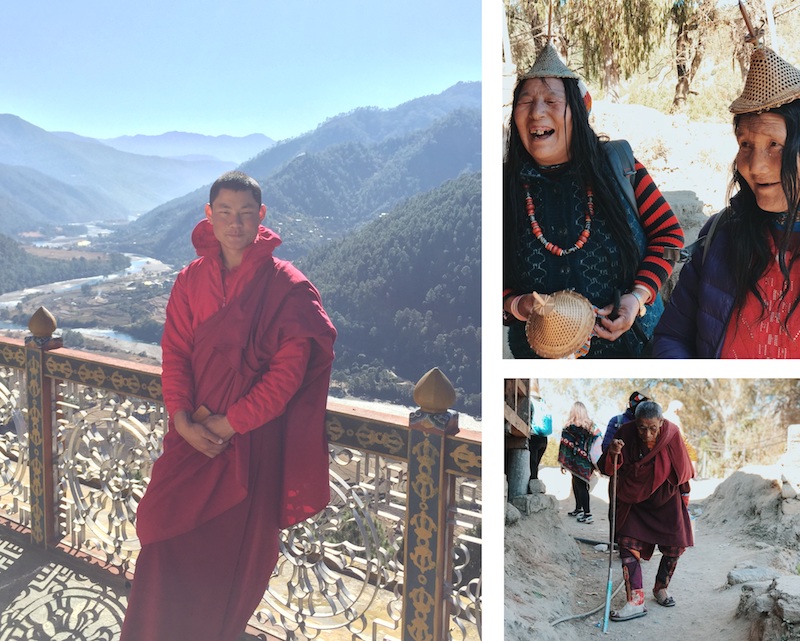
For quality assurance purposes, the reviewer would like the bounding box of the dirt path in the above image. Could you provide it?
[553,496,762,640]
[505,468,782,641]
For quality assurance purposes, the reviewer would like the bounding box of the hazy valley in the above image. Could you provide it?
[0,81,482,415]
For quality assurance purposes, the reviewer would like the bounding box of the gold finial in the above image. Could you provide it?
[28,307,57,338]
[414,368,456,413]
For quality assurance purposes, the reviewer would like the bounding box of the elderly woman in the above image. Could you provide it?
[503,42,684,358]
[598,401,694,622]
[653,45,800,358]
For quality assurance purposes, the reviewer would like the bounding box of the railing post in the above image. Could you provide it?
[403,367,458,641]
[24,306,62,548]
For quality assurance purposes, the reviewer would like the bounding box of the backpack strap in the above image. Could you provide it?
[604,139,638,215]
[663,208,725,265]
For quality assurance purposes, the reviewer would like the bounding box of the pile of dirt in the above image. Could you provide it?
[505,479,584,641]
[700,461,800,564]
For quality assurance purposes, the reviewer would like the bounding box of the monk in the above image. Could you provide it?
[599,400,694,623]
[120,170,336,641]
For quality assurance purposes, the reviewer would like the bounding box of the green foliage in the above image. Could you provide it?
[299,173,481,416]
[61,329,85,348]
[0,235,130,294]
[323,507,392,552]
[570,0,671,85]
[120,318,164,344]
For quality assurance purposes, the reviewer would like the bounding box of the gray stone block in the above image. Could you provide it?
[728,566,781,585]
[505,502,521,526]
[510,492,558,516]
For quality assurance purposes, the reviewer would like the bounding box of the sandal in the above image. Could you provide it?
[654,592,676,607]
[609,603,647,622]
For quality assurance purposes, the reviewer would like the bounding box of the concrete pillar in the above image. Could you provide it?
[507,447,530,499]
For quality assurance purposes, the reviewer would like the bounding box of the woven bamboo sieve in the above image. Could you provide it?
[524,290,596,359]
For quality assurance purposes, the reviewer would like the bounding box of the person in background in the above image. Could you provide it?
[602,390,650,539]
[528,395,553,485]
[602,391,650,452]
[558,401,601,523]
[599,401,694,622]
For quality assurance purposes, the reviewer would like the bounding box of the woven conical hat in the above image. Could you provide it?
[523,41,579,80]
[525,290,596,359]
[730,46,800,114]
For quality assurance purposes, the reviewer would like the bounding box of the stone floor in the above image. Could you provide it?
[0,525,278,640]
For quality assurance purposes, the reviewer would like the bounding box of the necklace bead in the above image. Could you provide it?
[524,184,594,256]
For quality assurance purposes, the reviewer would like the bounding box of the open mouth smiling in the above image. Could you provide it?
[530,128,555,139]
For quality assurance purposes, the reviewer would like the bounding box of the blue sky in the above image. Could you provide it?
[0,0,481,140]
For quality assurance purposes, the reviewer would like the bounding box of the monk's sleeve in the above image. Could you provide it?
[226,337,312,433]
[225,282,326,434]
[161,273,196,418]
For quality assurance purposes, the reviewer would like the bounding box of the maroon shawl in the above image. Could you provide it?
[600,420,694,546]
[136,257,335,545]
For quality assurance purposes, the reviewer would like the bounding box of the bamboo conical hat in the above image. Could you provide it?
[522,41,580,80]
[525,290,596,359]
[730,46,800,114]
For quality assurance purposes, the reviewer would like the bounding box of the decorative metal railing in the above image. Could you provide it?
[0,312,481,641]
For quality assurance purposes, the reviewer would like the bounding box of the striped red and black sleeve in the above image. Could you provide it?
[632,160,684,300]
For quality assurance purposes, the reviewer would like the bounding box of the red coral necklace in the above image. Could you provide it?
[524,184,594,256]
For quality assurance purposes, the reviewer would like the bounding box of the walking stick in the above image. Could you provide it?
[602,451,619,633]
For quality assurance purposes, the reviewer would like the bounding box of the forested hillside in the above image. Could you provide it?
[111,85,480,265]
[0,235,129,294]
[298,172,481,415]
[0,163,126,235]
[241,82,480,177]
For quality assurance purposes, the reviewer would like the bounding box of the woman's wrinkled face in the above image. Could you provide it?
[513,77,572,166]
[635,417,661,449]
[735,112,789,213]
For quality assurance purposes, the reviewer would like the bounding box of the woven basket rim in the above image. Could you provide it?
[525,290,595,359]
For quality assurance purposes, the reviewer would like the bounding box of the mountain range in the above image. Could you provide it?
[96,131,274,164]
[0,115,237,224]
[298,171,481,413]
[0,81,482,413]
[111,81,481,263]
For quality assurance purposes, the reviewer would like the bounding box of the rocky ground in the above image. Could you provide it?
[505,452,800,641]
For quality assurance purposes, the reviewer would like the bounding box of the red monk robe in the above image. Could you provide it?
[120,220,336,641]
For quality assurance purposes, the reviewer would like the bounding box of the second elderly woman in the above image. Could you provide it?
[653,44,800,358]
[503,42,684,358]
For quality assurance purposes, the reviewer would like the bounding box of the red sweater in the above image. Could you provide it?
[720,230,800,358]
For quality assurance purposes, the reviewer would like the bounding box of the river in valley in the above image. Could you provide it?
[0,242,172,361]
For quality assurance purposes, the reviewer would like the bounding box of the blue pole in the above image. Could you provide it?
[602,570,612,633]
